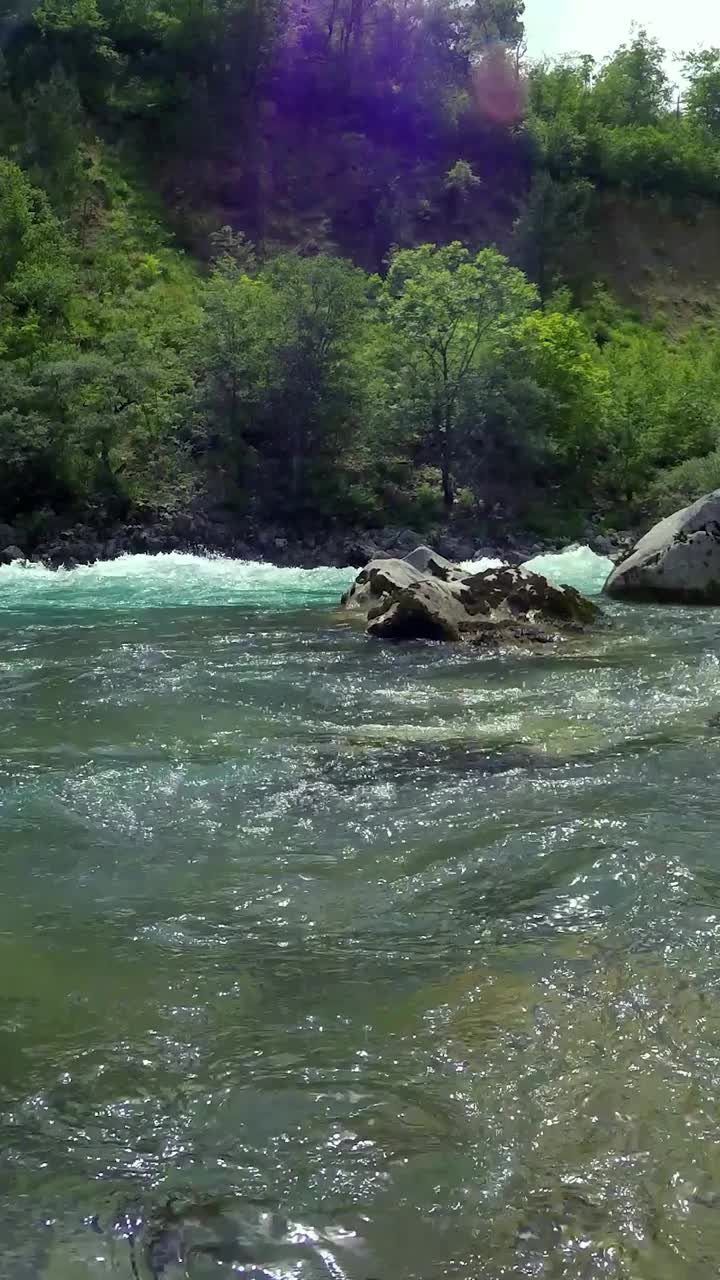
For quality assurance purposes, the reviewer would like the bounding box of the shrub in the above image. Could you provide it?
[647,451,720,516]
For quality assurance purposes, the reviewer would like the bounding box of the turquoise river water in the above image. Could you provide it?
[3,547,720,1279]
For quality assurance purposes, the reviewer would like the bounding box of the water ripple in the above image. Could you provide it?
[1,551,720,1278]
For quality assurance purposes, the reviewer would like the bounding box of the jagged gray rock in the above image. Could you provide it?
[401,545,465,579]
[367,577,469,640]
[604,491,720,603]
[343,547,601,645]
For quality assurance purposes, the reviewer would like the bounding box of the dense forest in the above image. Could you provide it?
[3,0,720,549]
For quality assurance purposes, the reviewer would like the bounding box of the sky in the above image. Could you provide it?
[524,0,719,77]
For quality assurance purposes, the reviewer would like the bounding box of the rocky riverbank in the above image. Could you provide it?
[0,505,635,570]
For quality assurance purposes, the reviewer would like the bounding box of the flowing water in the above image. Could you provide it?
[3,548,720,1279]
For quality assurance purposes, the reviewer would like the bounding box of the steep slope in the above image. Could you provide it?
[582,194,720,329]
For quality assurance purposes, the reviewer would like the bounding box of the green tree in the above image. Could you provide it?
[595,326,720,506]
[260,253,372,513]
[45,330,189,511]
[683,48,720,136]
[0,364,58,516]
[513,172,593,301]
[449,307,610,519]
[0,158,75,356]
[0,158,52,283]
[511,309,610,482]
[592,28,671,127]
[30,0,118,113]
[463,0,525,57]
[194,254,375,517]
[382,242,536,507]
[195,263,281,472]
[21,66,88,214]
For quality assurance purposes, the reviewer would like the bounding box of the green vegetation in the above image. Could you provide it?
[2,1,720,544]
[381,244,537,508]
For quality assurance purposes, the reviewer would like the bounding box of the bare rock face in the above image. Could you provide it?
[604,491,720,603]
[342,549,601,645]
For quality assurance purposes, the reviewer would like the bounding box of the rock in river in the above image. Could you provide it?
[0,544,25,565]
[342,548,601,645]
[605,490,720,603]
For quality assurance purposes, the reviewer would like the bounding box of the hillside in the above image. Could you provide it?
[3,7,720,555]
[578,194,720,329]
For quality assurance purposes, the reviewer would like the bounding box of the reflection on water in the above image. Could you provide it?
[2,553,720,1277]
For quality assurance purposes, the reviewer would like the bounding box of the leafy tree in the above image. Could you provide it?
[0,364,58,516]
[599,327,720,504]
[592,29,671,127]
[382,242,536,507]
[29,0,118,113]
[20,66,88,214]
[0,153,202,522]
[513,172,593,301]
[195,263,281,466]
[0,158,52,283]
[194,253,374,517]
[527,55,595,125]
[466,0,525,51]
[525,37,720,202]
[510,310,610,484]
[0,158,75,356]
[47,330,190,510]
[683,48,720,136]
[446,307,610,517]
[259,253,372,513]
[208,225,257,274]
[444,159,482,197]
[34,0,105,36]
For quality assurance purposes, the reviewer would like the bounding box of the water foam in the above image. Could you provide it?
[462,545,613,595]
[0,552,357,612]
[522,545,614,596]
[0,544,614,613]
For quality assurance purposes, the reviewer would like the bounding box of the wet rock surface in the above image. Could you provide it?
[605,490,720,603]
[343,550,602,645]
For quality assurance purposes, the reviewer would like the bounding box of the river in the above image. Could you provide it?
[2,547,720,1279]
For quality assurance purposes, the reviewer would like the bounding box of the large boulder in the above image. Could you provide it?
[367,578,469,641]
[341,548,468,612]
[604,491,720,603]
[343,547,601,645]
[0,544,25,565]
